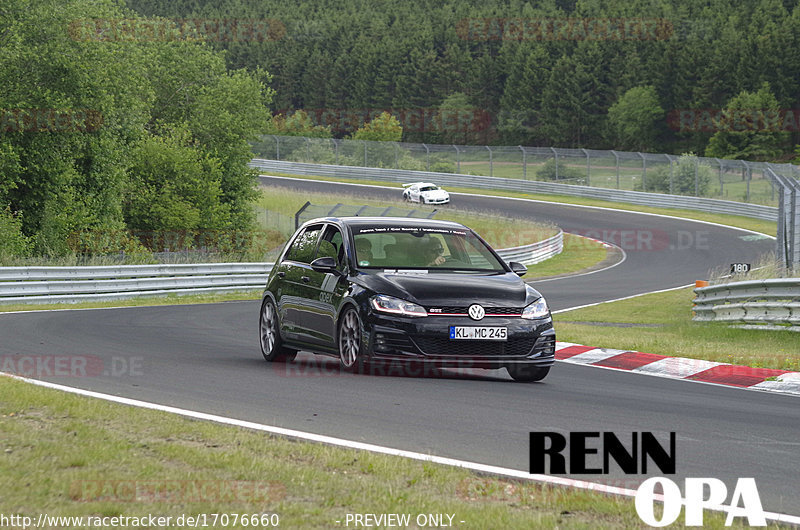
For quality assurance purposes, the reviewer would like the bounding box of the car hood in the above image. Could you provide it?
[357,270,535,307]
[421,190,449,198]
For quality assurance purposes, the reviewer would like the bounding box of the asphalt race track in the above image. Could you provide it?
[2,176,798,517]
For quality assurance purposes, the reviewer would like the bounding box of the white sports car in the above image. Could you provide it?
[402,182,450,205]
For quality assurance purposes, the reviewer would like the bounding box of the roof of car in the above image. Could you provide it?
[404,182,437,187]
[307,216,467,230]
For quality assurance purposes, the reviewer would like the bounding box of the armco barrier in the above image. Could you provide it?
[251,159,779,222]
[499,230,562,265]
[0,263,273,305]
[0,233,561,304]
[693,279,800,328]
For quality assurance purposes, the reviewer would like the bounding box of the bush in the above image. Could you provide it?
[639,153,711,196]
[536,158,585,183]
[0,207,30,257]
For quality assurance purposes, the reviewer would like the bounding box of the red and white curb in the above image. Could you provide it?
[555,342,800,396]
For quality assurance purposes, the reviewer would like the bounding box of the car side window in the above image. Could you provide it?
[318,225,345,269]
[285,225,322,264]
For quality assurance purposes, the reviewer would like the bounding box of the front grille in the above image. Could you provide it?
[410,336,536,357]
[427,306,522,316]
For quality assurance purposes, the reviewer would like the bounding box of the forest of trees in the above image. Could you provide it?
[126,0,800,157]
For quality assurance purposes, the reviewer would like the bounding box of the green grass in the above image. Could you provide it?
[525,233,610,279]
[405,160,778,204]
[554,287,800,371]
[257,185,561,251]
[0,376,762,529]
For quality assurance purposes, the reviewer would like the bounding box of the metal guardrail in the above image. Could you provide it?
[251,159,779,222]
[498,231,563,266]
[693,279,800,328]
[769,168,800,273]
[0,263,273,305]
[0,230,562,304]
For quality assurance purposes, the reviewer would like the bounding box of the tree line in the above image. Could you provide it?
[127,0,800,159]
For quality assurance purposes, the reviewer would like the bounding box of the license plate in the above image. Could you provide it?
[449,326,507,341]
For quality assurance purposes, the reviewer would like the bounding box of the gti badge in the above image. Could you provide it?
[468,304,485,321]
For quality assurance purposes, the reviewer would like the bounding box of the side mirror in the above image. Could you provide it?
[509,261,528,277]
[310,256,339,274]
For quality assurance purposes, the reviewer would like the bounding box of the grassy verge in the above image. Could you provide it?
[0,291,261,314]
[526,233,611,279]
[0,376,750,529]
[262,172,777,237]
[257,186,559,250]
[258,186,611,280]
[554,287,800,371]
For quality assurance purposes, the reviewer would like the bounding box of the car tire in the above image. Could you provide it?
[506,365,549,382]
[259,298,297,363]
[338,306,365,372]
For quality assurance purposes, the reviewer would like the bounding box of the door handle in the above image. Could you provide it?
[277,271,285,278]
[301,276,310,283]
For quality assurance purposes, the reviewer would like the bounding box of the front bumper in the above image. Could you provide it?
[364,313,555,369]
[423,197,450,204]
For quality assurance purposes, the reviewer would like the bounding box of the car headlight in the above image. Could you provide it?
[370,295,427,317]
[521,297,549,319]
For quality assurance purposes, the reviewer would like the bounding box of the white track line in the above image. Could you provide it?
[5,372,799,525]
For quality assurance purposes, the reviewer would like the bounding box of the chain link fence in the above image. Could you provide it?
[252,135,800,206]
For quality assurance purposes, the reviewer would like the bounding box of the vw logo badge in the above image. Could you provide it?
[468,304,485,321]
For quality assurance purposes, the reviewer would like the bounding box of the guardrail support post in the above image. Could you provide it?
[423,144,430,171]
[273,135,280,161]
[551,147,559,180]
[486,145,493,177]
[363,141,368,167]
[519,146,526,180]
[745,162,752,203]
[666,154,675,195]
[638,152,646,191]
[694,157,700,196]
[581,148,590,186]
[611,150,619,189]
[453,145,461,173]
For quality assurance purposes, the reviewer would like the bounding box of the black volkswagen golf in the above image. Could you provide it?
[259,217,556,382]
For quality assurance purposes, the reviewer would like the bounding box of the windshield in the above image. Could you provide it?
[352,226,505,271]
[419,185,438,192]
